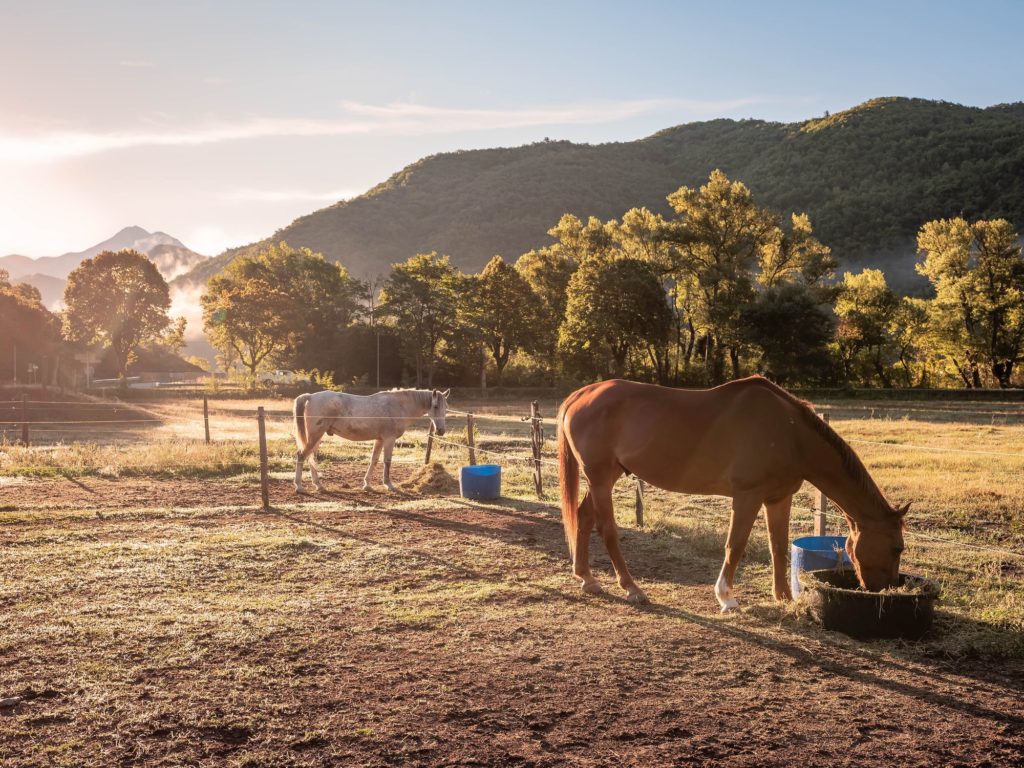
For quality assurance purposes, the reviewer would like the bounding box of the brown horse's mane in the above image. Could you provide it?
[742,377,894,519]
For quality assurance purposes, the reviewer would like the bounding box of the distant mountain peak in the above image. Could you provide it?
[1,227,207,284]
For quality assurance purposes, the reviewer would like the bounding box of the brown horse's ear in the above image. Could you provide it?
[896,502,912,517]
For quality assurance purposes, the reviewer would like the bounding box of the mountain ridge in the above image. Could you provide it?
[115,99,1024,291]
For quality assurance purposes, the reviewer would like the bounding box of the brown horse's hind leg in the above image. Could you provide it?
[592,483,648,605]
[765,496,793,601]
[715,494,762,612]
[574,491,603,595]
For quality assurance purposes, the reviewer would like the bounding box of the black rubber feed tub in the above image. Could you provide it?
[800,569,940,640]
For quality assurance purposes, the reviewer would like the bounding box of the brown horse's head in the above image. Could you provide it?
[845,503,910,590]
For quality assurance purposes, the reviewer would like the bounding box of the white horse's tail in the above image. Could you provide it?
[294,393,313,451]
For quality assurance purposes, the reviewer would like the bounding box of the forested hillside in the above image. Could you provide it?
[178,98,1024,292]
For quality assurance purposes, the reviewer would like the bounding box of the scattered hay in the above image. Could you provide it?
[402,462,459,494]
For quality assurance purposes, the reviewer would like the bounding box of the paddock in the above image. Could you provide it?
[1,393,1023,765]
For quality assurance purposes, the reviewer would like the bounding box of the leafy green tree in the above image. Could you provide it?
[202,274,293,382]
[63,250,175,387]
[1,270,62,383]
[515,247,575,382]
[833,269,900,387]
[740,282,835,384]
[202,241,363,384]
[917,218,1024,388]
[758,212,837,298]
[665,170,776,381]
[545,213,616,264]
[559,257,672,381]
[889,298,931,387]
[378,252,461,386]
[461,255,540,386]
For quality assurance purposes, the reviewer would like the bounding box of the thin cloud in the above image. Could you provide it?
[221,187,362,203]
[118,59,155,68]
[0,97,763,164]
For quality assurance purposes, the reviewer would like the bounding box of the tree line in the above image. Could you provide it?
[200,170,1024,390]
[3,169,1022,390]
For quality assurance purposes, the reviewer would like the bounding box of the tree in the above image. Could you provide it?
[515,247,575,382]
[378,252,461,386]
[758,212,837,299]
[202,275,293,382]
[833,269,900,387]
[889,298,930,387]
[461,255,540,386]
[202,242,362,383]
[917,218,1024,388]
[664,170,777,381]
[740,282,835,384]
[559,257,672,381]
[1,270,62,383]
[63,250,175,386]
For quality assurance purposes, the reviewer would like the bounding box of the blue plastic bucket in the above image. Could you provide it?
[791,535,852,596]
[459,464,501,500]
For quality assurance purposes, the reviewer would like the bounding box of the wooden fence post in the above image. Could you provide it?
[635,479,645,527]
[467,413,477,466]
[424,421,435,465]
[257,406,270,511]
[20,395,29,447]
[814,411,830,535]
[530,401,543,498]
[203,395,211,444]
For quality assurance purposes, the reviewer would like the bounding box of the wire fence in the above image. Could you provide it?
[2,395,1022,563]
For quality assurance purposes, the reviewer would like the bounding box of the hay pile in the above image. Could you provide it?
[401,462,460,494]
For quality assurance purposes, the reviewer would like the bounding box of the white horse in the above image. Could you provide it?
[293,388,449,493]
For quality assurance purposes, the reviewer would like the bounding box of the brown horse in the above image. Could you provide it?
[558,376,908,609]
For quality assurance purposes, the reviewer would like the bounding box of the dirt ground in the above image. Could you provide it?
[1,464,1023,767]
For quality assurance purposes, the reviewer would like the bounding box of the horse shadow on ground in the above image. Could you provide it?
[278,484,1024,692]
[645,598,1024,727]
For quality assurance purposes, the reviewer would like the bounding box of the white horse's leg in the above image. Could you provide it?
[294,448,305,493]
[363,439,383,491]
[382,437,397,492]
[715,494,762,612]
[295,429,325,494]
[309,449,325,492]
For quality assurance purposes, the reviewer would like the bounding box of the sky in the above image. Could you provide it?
[2,0,1023,257]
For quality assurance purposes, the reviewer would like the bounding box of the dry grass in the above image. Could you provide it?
[1,394,1022,665]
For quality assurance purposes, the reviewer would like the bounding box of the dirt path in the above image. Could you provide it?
[1,473,1022,766]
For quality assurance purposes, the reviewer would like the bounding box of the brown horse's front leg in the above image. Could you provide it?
[715,494,761,612]
[765,496,793,601]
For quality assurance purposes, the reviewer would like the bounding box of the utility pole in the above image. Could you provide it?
[369,276,383,389]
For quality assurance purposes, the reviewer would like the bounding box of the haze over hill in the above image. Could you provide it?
[175,98,1024,295]
[2,226,208,308]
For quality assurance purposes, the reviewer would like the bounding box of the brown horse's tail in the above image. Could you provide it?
[294,393,312,451]
[558,415,580,561]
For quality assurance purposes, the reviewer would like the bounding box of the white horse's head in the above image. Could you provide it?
[429,389,450,436]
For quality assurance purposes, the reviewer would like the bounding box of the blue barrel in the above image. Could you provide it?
[459,464,501,500]
[791,535,852,596]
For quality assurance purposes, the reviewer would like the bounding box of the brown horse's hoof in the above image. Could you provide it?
[580,580,605,595]
[626,588,649,606]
